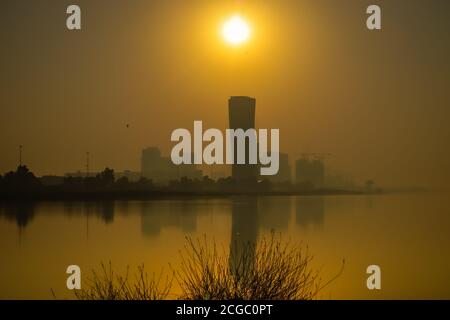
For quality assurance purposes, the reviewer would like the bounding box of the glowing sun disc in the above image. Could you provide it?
[222,16,250,45]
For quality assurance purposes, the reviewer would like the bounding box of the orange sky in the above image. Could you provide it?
[1,0,449,188]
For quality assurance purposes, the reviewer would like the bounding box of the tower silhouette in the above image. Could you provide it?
[228,96,258,182]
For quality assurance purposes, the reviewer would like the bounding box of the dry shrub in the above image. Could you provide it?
[73,235,342,300]
[75,262,172,300]
[175,233,341,300]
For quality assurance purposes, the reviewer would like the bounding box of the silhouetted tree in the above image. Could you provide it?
[115,176,129,189]
[217,177,236,191]
[96,168,115,187]
[200,176,215,190]
[169,176,195,191]
[136,177,153,189]
[83,176,98,189]
[2,166,41,191]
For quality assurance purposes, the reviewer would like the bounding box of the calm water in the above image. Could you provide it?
[1,193,450,299]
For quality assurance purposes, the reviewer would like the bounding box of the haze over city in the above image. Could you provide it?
[2,0,450,304]
[1,0,450,189]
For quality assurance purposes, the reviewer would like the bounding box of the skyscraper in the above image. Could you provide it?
[141,147,164,179]
[228,96,258,181]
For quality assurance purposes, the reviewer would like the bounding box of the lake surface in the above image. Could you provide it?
[1,193,450,299]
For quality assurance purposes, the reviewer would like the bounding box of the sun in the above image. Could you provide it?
[222,15,251,45]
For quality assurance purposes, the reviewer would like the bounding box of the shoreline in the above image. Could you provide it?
[0,188,377,202]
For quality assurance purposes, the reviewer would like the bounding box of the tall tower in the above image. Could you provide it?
[228,96,258,181]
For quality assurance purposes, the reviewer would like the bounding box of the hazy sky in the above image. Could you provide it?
[1,0,449,188]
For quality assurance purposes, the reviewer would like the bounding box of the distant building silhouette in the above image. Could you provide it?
[141,147,165,181]
[228,96,258,182]
[295,158,325,188]
[141,147,202,185]
[265,152,291,184]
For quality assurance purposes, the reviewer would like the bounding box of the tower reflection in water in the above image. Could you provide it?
[229,197,259,275]
[229,196,292,275]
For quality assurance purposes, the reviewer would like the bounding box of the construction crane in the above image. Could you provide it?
[300,153,331,161]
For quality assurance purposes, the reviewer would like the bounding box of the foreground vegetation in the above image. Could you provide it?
[177,235,321,300]
[74,263,172,300]
[74,234,343,300]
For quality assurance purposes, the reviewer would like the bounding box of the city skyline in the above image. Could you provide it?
[4,94,345,188]
[1,1,449,189]
[1,0,450,303]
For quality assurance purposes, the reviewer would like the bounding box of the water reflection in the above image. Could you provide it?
[296,196,325,228]
[257,197,291,231]
[62,201,116,224]
[2,194,450,299]
[0,196,327,238]
[0,202,36,230]
[229,197,258,274]
[140,200,202,237]
[229,196,294,275]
